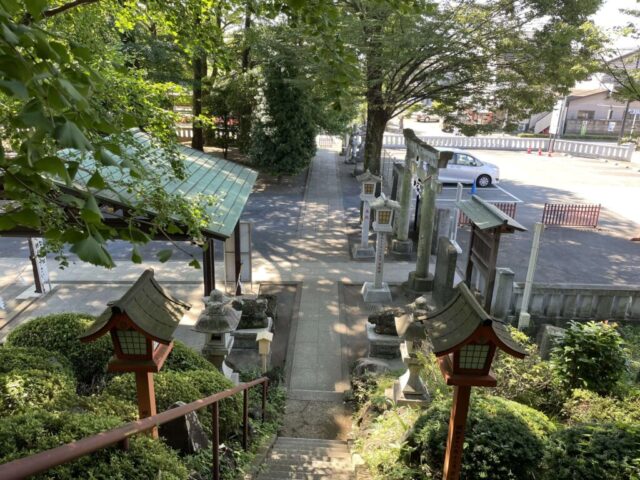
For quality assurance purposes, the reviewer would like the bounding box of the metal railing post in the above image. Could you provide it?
[211,402,220,480]
[261,380,268,423]
[243,389,249,450]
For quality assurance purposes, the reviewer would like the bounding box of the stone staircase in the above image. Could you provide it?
[256,436,356,480]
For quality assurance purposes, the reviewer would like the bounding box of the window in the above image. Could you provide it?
[577,110,595,120]
[455,154,478,167]
[377,210,391,224]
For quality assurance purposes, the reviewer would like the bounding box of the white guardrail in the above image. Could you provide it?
[381,134,635,162]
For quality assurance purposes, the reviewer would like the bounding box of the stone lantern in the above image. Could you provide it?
[362,193,401,303]
[353,170,382,259]
[80,269,190,437]
[392,312,429,406]
[194,290,241,382]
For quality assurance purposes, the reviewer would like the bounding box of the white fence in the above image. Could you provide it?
[381,134,635,162]
[316,135,342,149]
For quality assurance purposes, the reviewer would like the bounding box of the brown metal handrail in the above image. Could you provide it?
[0,376,269,480]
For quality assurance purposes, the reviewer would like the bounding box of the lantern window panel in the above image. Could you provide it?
[459,344,490,370]
[377,210,392,224]
[364,183,374,195]
[117,330,148,356]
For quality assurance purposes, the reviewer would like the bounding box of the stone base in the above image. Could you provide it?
[406,271,434,293]
[391,238,413,257]
[366,323,402,359]
[389,378,430,407]
[352,244,376,259]
[361,281,393,303]
[231,317,273,350]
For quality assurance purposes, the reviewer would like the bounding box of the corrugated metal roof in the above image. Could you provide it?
[80,269,190,343]
[455,195,526,231]
[61,131,257,239]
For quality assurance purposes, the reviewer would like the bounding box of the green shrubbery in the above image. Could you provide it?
[0,409,188,479]
[5,313,113,388]
[409,395,555,480]
[105,369,242,437]
[0,346,74,377]
[562,388,640,425]
[551,321,626,395]
[542,422,640,480]
[164,340,216,373]
[0,368,76,415]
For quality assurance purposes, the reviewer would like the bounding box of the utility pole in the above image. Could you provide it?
[518,223,544,330]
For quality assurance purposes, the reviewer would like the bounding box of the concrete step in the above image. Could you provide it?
[256,436,356,480]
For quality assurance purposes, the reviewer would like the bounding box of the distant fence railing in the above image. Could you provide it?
[541,203,601,228]
[459,202,518,226]
[175,126,238,143]
[509,283,640,322]
[316,135,341,149]
[381,134,635,161]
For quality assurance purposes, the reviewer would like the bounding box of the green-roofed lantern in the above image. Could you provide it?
[79,269,190,437]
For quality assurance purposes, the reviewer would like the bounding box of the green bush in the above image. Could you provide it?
[551,321,627,395]
[0,346,74,377]
[164,340,215,373]
[0,369,76,415]
[492,328,566,415]
[5,313,113,388]
[105,369,241,438]
[542,423,640,480]
[0,409,187,479]
[562,388,640,425]
[55,392,139,422]
[409,395,555,480]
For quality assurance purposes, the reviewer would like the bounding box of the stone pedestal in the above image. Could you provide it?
[537,324,566,360]
[352,243,376,259]
[390,343,429,406]
[232,316,273,350]
[202,333,234,370]
[362,282,392,304]
[391,238,413,256]
[366,322,402,358]
[406,271,434,293]
[433,237,460,307]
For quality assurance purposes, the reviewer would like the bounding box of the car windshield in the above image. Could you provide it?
[454,153,479,166]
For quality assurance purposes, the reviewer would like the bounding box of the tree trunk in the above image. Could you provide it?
[364,106,389,176]
[238,1,252,153]
[191,53,207,151]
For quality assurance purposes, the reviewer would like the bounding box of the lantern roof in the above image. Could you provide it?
[395,312,427,340]
[193,290,241,334]
[256,331,274,343]
[426,282,526,358]
[355,169,382,183]
[369,193,401,211]
[455,195,526,232]
[80,269,190,344]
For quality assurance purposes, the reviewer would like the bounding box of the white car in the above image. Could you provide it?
[436,148,500,187]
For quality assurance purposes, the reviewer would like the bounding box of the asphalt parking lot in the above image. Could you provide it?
[449,150,640,285]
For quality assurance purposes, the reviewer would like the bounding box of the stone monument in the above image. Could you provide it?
[353,170,381,259]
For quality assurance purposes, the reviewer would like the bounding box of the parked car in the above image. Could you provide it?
[416,112,438,122]
[434,148,499,187]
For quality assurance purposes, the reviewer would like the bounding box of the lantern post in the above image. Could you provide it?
[80,270,190,438]
[425,282,527,480]
[353,170,382,259]
[362,193,401,303]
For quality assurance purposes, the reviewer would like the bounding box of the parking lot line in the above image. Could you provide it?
[438,185,523,204]
[495,185,523,203]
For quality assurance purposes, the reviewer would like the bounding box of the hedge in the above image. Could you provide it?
[5,313,113,388]
[0,368,76,415]
[0,346,74,377]
[409,395,555,480]
[164,340,216,373]
[0,409,187,479]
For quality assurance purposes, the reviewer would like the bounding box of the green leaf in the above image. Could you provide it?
[19,99,51,130]
[36,156,67,179]
[80,195,102,223]
[131,246,142,264]
[166,223,183,234]
[1,24,19,46]
[0,80,28,100]
[55,121,92,151]
[95,147,119,166]
[0,215,16,231]
[87,171,106,190]
[25,0,48,17]
[9,208,41,229]
[69,234,114,268]
[157,249,173,262]
[188,259,201,269]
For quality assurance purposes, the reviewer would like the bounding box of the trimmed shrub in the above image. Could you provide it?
[0,369,76,415]
[0,346,74,377]
[542,423,640,480]
[562,388,640,425]
[492,328,566,415]
[164,340,215,373]
[55,392,139,422]
[5,313,113,388]
[551,321,627,395]
[0,409,187,479]
[409,395,555,480]
[105,369,242,438]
